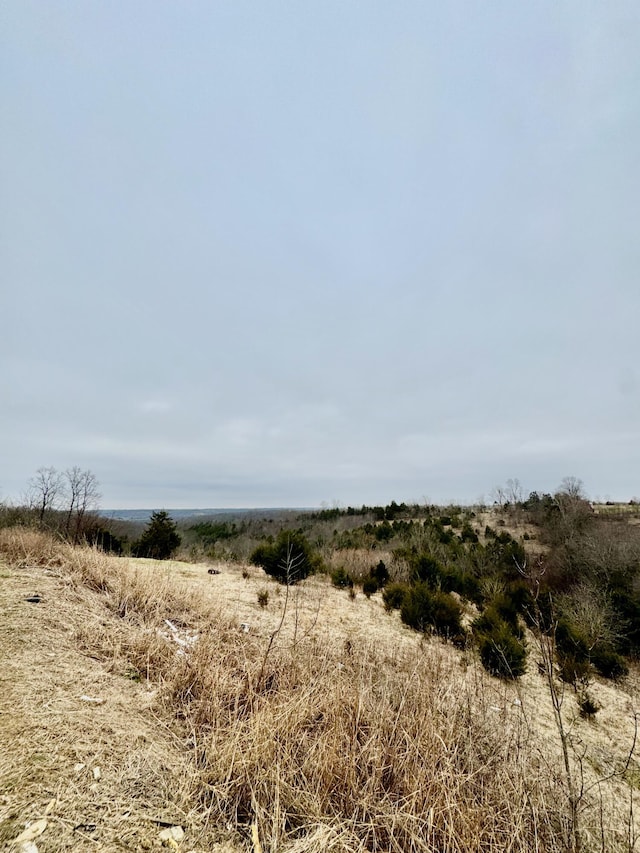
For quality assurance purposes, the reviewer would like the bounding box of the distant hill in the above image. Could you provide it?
[102,507,311,522]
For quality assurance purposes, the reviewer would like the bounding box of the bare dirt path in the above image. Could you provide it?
[0,560,234,853]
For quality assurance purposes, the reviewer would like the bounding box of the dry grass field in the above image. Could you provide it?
[1,528,639,852]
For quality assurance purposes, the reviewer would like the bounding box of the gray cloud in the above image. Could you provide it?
[2,1,639,507]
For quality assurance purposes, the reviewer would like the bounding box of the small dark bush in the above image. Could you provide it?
[257,589,269,607]
[479,630,527,679]
[490,593,523,636]
[475,595,523,638]
[438,565,481,603]
[460,524,478,543]
[555,619,590,662]
[400,584,463,639]
[506,581,533,618]
[371,560,389,587]
[411,555,443,586]
[438,529,455,545]
[331,567,354,588]
[557,652,591,685]
[250,529,322,584]
[375,521,394,542]
[578,692,600,720]
[362,577,379,597]
[473,606,502,637]
[92,527,125,555]
[430,590,463,638]
[475,617,527,679]
[400,583,434,632]
[382,582,408,611]
[591,645,628,680]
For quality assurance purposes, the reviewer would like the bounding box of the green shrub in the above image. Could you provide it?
[474,615,527,679]
[478,627,527,679]
[440,566,481,603]
[460,524,478,543]
[430,590,463,638]
[362,577,379,597]
[611,591,640,656]
[474,595,523,638]
[331,567,354,588]
[578,692,600,720]
[382,582,408,611]
[557,652,591,685]
[490,593,523,636]
[250,529,322,584]
[410,554,443,586]
[400,584,463,639]
[375,521,394,542]
[591,645,628,680]
[257,589,269,607]
[506,581,533,619]
[400,583,434,632]
[555,619,589,664]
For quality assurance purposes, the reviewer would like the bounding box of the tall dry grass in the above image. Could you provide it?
[0,527,624,852]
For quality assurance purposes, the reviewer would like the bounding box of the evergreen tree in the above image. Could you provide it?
[132,510,181,560]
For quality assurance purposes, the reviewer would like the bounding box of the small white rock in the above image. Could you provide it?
[159,825,185,843]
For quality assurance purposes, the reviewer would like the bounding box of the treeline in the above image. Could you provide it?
[0,466,105,545]
[0,467,180,559]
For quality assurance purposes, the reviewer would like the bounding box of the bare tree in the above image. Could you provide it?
[64,467,101,542]
[554,477,593,542]
[558,476,587,502]
[505,477,524,506]
[490,484,506,507]
[27,467,64,526]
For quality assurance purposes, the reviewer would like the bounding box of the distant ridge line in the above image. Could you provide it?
[102,507,314,522]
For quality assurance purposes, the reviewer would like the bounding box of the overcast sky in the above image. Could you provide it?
[2,2,639,508]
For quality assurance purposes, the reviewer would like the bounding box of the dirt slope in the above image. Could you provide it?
[0,560,237,853]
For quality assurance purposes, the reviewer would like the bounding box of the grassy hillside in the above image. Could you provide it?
[1,527,639,851]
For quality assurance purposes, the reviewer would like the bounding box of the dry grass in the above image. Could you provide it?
[327,548,394,582]
[2,527,639,852]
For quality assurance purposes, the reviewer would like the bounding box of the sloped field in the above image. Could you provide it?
[1,529,639,852]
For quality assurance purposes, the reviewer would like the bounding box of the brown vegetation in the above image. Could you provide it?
[1,527,639,852]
